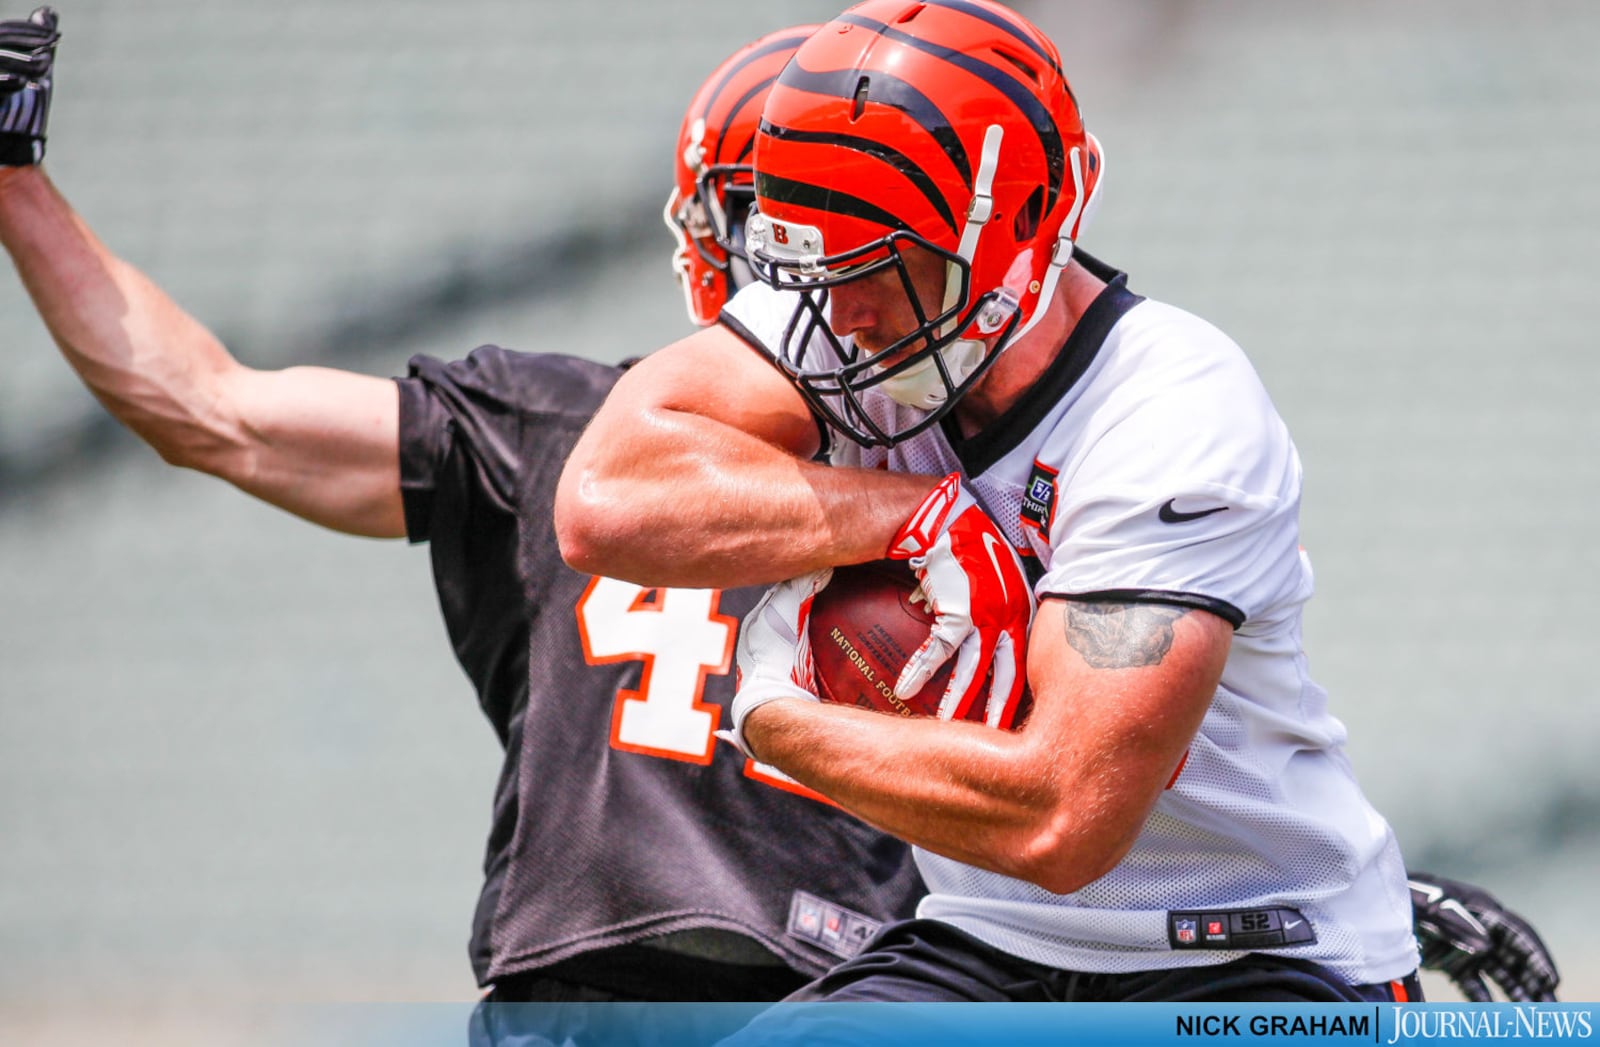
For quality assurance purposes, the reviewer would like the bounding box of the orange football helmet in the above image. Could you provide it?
[664,24,820,327]
[743,0,1104,446]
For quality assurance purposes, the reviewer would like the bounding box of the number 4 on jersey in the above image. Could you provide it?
[575,576,736,764]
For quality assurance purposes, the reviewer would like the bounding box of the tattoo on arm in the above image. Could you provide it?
[1064,602,1190,669]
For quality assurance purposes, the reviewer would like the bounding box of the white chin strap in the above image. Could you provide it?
[877,124,1005,410]
[1012,138,1096,343]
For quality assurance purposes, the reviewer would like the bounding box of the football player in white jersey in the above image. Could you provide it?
[555,0,1558,1010]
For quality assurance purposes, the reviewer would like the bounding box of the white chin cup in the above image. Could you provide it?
[875,339,986,410]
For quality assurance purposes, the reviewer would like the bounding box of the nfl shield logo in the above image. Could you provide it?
[1175,918,1196,944]
[793,895,823,937]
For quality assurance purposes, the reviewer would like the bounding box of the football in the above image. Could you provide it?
[807,559,1031,725]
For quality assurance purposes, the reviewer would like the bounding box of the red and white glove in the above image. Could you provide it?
[718,568,832,761]
[888,473,1033,728]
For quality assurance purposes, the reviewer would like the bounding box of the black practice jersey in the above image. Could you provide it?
[395,347,923,997]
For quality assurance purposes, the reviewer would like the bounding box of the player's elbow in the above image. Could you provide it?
[120,400,233,479]
[1008,845,1095,897]
[1007,813,1128,896]
[110,358,253,479]
[552,489,602,576]
[553,511,610,578]
[1018,854,1120,897]
[553,459,629,576]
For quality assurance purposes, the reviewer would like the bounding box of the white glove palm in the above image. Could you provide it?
[717,568,831,761]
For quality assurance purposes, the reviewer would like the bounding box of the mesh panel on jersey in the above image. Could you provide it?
[916,688,1415,979]
[974,478,1029,550]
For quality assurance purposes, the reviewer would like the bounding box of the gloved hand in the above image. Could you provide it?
[1410,871,1560,1002]
[887,472,1033,729]
[0,7,59,167]
[718,568,831,762]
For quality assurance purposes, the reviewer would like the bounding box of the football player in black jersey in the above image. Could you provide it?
[0,13,921,1014]
[0,6,1559,1013]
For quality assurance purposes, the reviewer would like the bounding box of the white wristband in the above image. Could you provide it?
[717,678,818,761]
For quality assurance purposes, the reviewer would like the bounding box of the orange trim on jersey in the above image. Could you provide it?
[574,575,736,767]
[577,575,852,804]
[1164,747,1190,790]
[1390,979,1409,1003]
[743,758,841,808]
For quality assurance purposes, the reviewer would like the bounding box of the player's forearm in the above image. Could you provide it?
[2,171,407,537]
[557,403,936,588]
[743,606,1230,893]
[0,167,248,467]
[741,698,1138,893]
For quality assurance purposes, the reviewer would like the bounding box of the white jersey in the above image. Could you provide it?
[721,255,1419,986]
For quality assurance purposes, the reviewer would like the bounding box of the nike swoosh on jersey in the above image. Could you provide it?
[1158,498,1230,524]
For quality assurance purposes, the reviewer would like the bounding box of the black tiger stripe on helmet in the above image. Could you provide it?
[921,0,1064,80]
[834,8,1068,214]
[758,119,959,237]
[755,171,919,239]
[695,29,815,166]
[772,61,974,194]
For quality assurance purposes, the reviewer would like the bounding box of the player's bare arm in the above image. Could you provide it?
[739,597,1231,895]
[554,326,938,588]
[0,167,405,537]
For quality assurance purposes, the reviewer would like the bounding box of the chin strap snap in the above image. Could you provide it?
[1013,143,1087,342]
[940,123,1005,330]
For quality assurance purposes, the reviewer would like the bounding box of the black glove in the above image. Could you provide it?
[0,6,59,166]
[1410,871,1561,1002]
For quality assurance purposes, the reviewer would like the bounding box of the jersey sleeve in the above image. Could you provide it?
[395,346,620,543]
[1036,357,1311,630]
[394,346,625,738]
[394,361,456,545]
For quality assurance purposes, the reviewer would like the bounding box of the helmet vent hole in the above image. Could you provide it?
[991,47,1041,86]
[896,3,926,22]
[1012,185,1044,242]
[851,76,871,120]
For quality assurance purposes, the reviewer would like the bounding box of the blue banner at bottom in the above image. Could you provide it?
[268,1002,1597,1047]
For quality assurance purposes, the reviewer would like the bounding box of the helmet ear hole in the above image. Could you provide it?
[990,46,1041,86]
[1012,185,1045,243]
[851,76,871,121]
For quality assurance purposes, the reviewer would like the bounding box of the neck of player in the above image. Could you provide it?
[950,259,1106,438]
